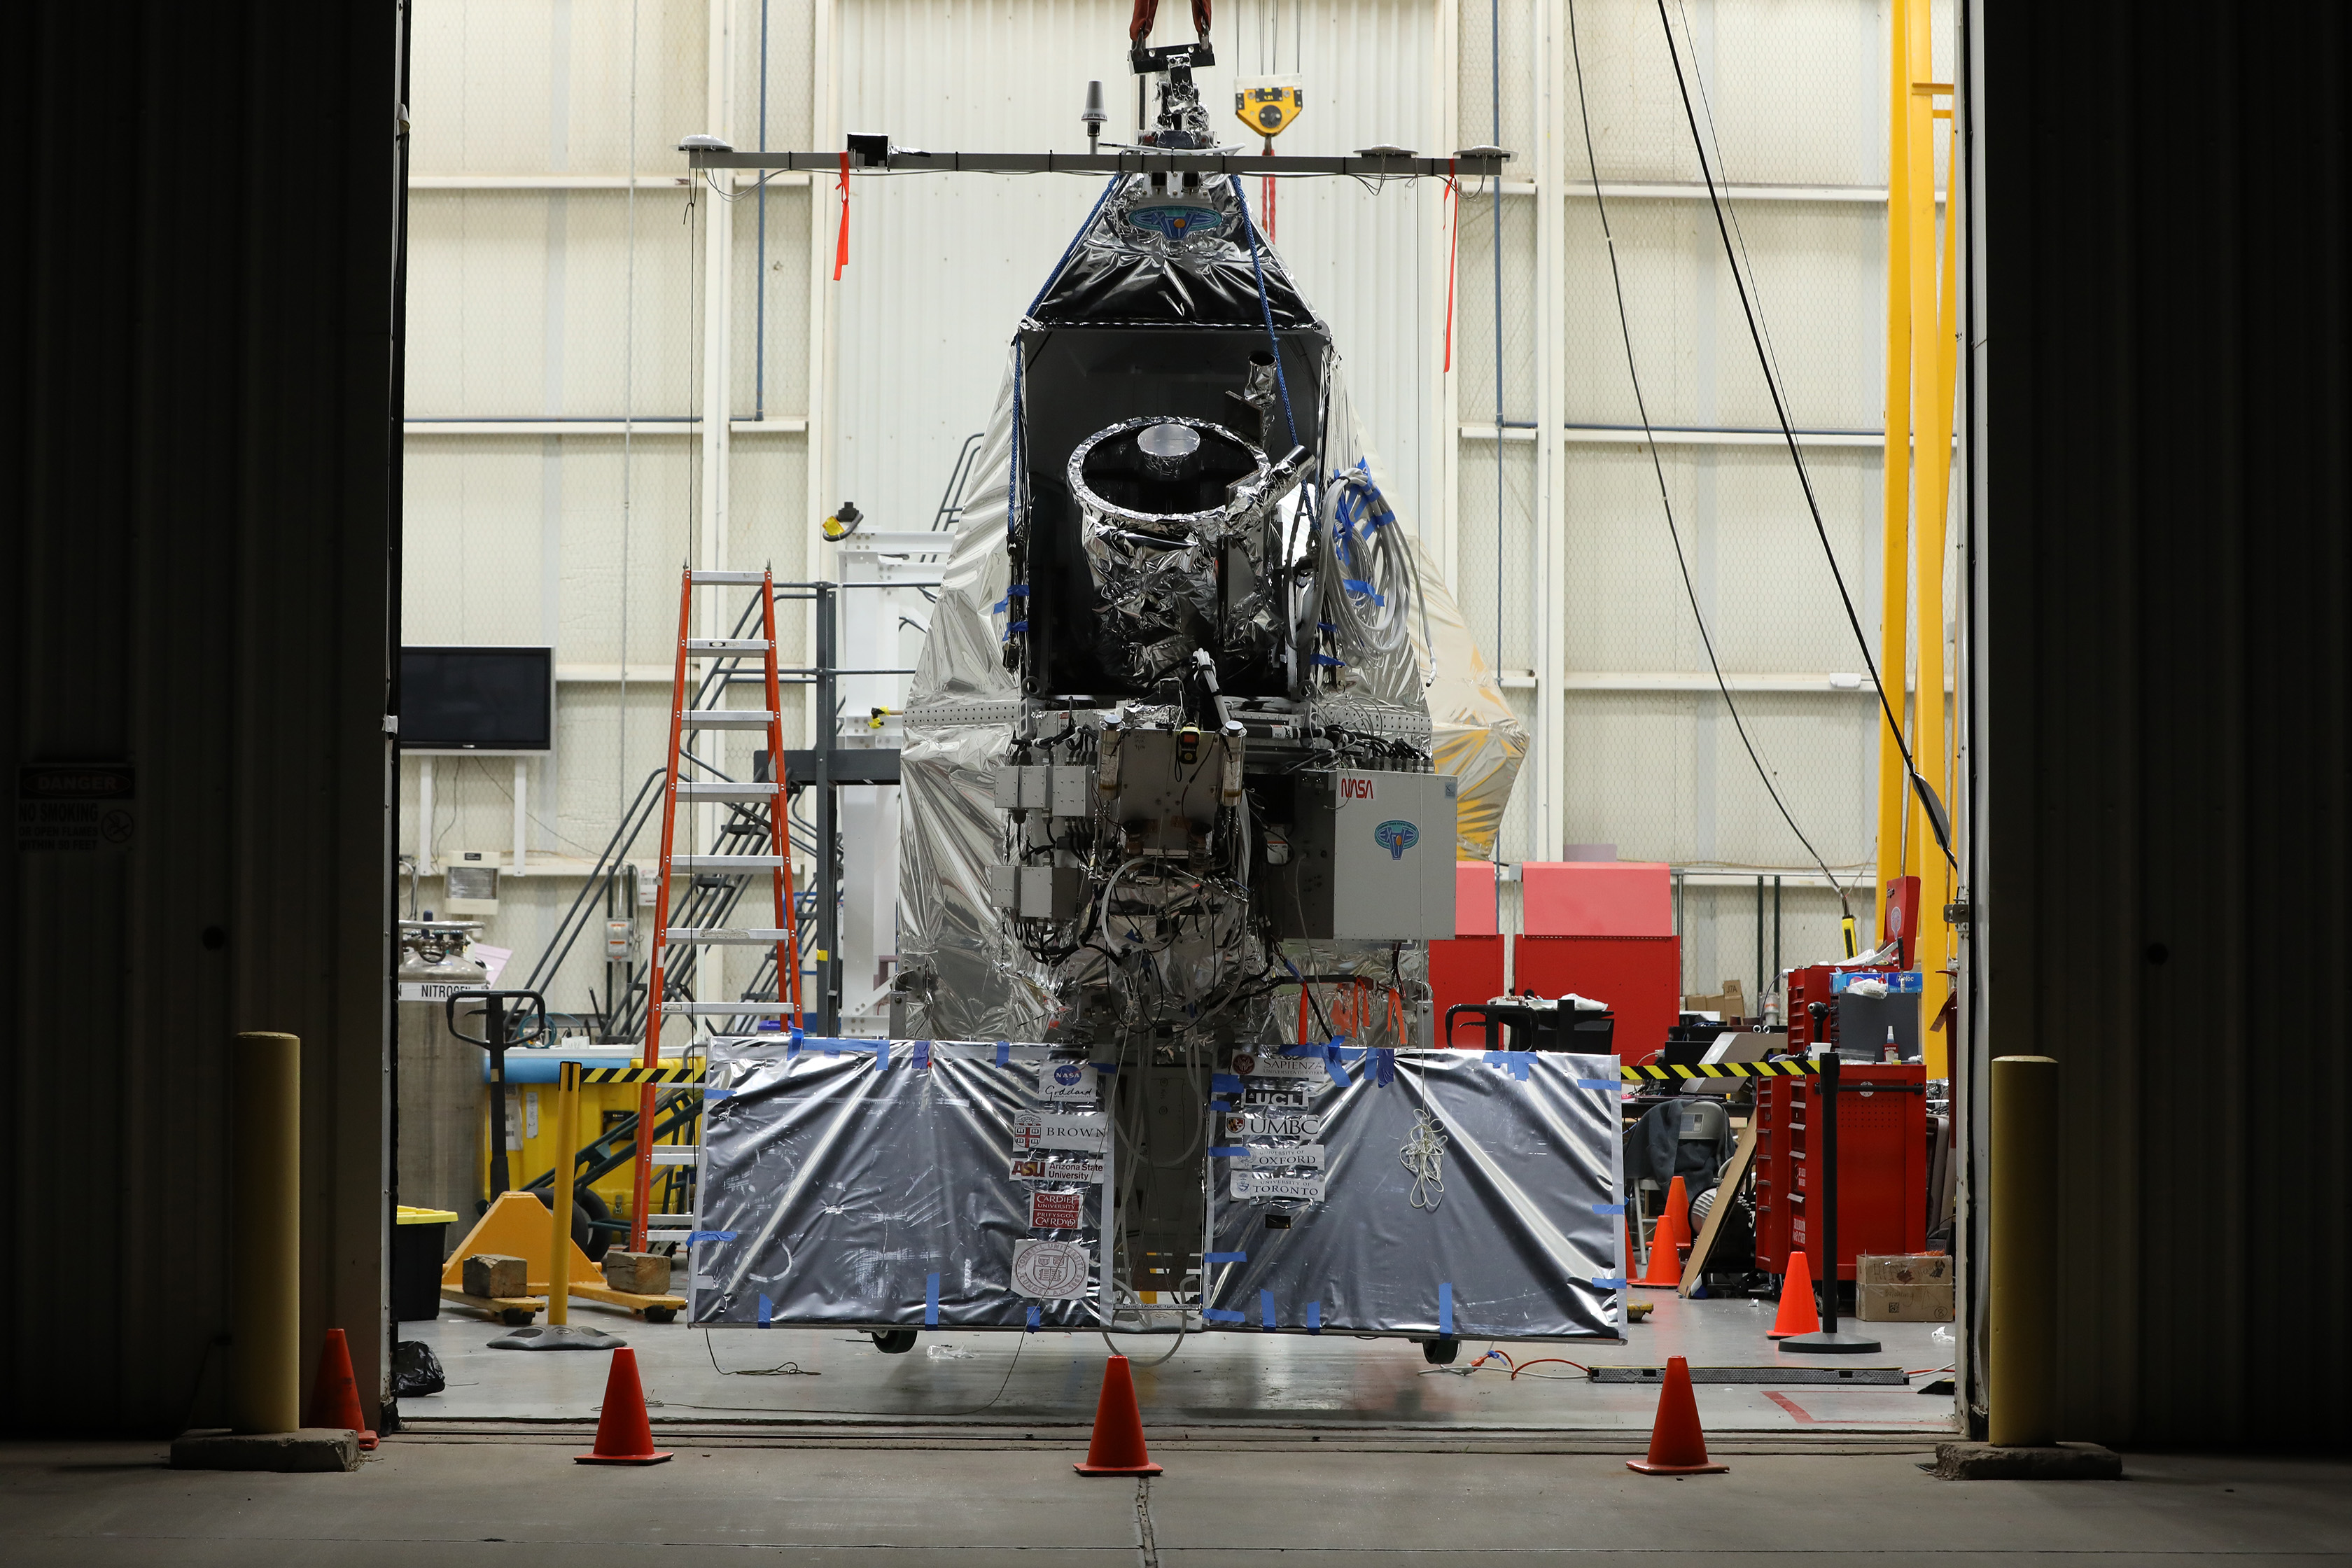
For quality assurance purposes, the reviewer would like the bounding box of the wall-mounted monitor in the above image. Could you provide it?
[399,646,554,754]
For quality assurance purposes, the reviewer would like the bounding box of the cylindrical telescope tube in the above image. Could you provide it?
[1989,1054,2059,1447]
[230,1031,302,1434]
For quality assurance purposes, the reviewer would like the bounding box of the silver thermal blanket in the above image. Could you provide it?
[691,1037,1116,1330]
[1203,1048,1625,1339]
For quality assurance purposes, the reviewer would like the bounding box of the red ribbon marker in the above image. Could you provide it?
[833,151,852,280]
[1441,163,1460,373]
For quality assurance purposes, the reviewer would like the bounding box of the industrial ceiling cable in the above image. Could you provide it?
[1564,0,1847,908]
[1648,0,1955,865]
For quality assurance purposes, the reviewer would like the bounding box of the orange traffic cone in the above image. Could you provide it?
[575,1348,673,1465]
[1765,1249,1822,1340]
[1073,1354,1163,1476]
[1631,1176,1693,1287]
[307,1329,377,1450]
[1625,1355,1728,1476]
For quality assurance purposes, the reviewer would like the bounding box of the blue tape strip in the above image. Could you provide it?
[685,1229,738,1245]
[1210,1072,1245,1095]
[1592,1276,1628,1290]
[757,1294,772,1326]
[1203,1250,1247,1263]
[1438,1282,1455,1336]
[1026,1304,1041,1332]
[1590,1201,1626,1216]
[1261,1290,1276,1330]
[1306,1301,1322,1333]
[1483,1050,1536,1082]
[1202,1308,1246,1324]
[1576,1077,1621,1093]
[1310,653,1346,666]
[872,1039,890,1072]
[925,1272,941,1328]
[1208,1146,1252,1158]
[1094,1062,1119,1075]
[1372,1048,1396,1087]
[995,1040,1011,1066]
[912,1040,932,1070]
[1322,1037,1354,1088]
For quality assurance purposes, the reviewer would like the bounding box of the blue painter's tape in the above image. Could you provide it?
[1208,1100,1234,1113]
[995,1040,1011,1066]
[1202,1308,1246,1324]
[1210,1073,1245,1095]
[1483,1050,1536,1082]
[871,1039,890,1072]
[757,1294,772,1326]
[1590,1202,1626,1216]
[685,1230,738,1245]
[1093,1062,1119,1075]
[1208,1146,1252,1158]
[1305,1301,1322,1334]
[1203,1250,1246,1264]
[1261,1289,1276,1330]
[1026,1305,1041,1332]
[1438,1282,1455,1336]
[911,1040,932,1070]
[1576,1077,1622,1093]
[1371,1048,1396,1087]
[1592,1277,1628,1290]
[1310,653,1346,667]
[925,1272,941,1328]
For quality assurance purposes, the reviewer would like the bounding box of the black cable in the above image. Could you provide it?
[1648,0,1954,866]
[1567,0,1846,909]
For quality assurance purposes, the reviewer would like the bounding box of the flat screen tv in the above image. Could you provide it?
[400,646,554,753]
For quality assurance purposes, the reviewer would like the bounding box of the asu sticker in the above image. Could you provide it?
[1233,75,1303,139]
[1011,1238,1091,1299]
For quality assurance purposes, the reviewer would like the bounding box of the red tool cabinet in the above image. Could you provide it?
[1751,1061,1926,1280]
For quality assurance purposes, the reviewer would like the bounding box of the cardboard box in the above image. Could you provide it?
[1858,1282,1955,1322]
[461,1252,528,1300]
[601,1251,672,1295]
[1858,1252,1953,1287]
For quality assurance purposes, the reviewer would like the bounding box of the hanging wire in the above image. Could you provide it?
[1567,0,1847,906]
[1648,0,1954,865]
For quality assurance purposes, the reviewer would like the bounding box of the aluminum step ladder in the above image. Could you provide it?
[631,568,804,1250]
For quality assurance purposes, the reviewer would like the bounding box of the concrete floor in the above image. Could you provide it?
[6,1440,2346,1565]
[401,1289,1959,1434]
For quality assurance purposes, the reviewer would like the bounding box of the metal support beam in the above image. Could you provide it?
[687,148,1509,178]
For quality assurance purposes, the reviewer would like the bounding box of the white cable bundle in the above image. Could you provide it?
[1307,468,1418,665]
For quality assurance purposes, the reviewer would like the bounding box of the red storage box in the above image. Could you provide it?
[1754,1063,1927,1281]
[1511,934,1681,1061]
[1521,861,1674,937]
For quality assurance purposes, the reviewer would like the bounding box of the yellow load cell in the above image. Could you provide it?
[1235,76,1303,140]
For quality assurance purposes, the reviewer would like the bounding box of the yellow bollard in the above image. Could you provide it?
[1989,1055,2059,1446]
[548,1060,580,1326]
[230,1032,302,1434]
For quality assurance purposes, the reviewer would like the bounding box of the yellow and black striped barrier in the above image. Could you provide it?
[1618,1060,1817,1082]
[578,1066,706,1086]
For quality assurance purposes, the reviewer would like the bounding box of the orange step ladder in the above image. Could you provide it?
[631,568,804,1250]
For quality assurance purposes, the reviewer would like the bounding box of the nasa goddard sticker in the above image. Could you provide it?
[1038,1059,1098,1102]
[1011,1238,1091,1299]
[1028,1189,1084,1230]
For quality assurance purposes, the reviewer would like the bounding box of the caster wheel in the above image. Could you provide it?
[871,1329,918,1354]
[642,1307,677,1324]
[500,1308,535,1326]
[1421,1336,1460,1366]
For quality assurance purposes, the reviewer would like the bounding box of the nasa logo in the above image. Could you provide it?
[1373,819,1420,861]
[1054,1063,1083,1087]
[1339,776,1377,802]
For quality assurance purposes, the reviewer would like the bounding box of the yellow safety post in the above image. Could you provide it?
[1989,1056,2058,1446]
[230,1031,301,1434]
[1873,0,1914,923]
[548,1060,581,1326]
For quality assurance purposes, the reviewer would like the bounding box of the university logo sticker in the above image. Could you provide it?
[1373,819,1419,860]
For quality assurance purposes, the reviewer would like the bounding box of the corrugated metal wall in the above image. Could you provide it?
[2,1,402,1432]
[1974,0,2352,1448]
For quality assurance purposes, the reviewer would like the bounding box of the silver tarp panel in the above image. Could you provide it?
[1203,1049,1624,1340]
[691,1037,1114,1330]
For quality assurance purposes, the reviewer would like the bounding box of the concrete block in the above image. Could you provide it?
[170,1428,361,1474]
[601,1250,671,1295]
[463,1252,527,1299]
[1928,1441,2123,1480]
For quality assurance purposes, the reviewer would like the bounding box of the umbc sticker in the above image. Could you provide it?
[1373,819,1420,860]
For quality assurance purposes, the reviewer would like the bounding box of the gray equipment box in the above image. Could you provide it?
[1266,770,1457,940]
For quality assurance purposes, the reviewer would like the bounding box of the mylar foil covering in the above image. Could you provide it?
[1405,535,1530,861]
[1205,1049,1623,1338]
[691,1037,1112,1330]
[1031,174,1318,329]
